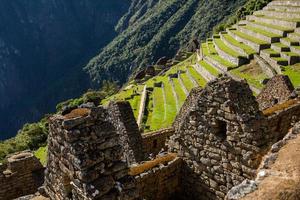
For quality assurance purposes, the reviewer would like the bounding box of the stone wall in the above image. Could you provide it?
[0,151,44,200]
[264,100,300,144]
[108,101,144,164]
[257,75,294,110]
[168,76,269,200]
[142,128,174,157]
[133,156,182,200]
[44,107,138,200]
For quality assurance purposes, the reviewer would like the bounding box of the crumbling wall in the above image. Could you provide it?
[131,155,182,200]
[108,101,144,164]
[257,75,294,110]
[44,107,138,200]
[0,151,44,200]
[142,128,174,156]
[264,99,300,144]
[168,77,269,200]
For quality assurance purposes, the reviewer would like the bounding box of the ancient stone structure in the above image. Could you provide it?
[6,77,300,200]
[108,101,144,164]
[257,75,294,110]
[44,107,138,200]
[142,128,174,156]
[133,156,182,200]
[0,151,44,200]
[168,76,269,200]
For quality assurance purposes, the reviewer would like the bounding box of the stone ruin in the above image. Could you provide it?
[3,75,300,200]
[0,151,44,200]
[257,75,295,110]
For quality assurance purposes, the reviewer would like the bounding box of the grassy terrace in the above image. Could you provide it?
[281,37,300,46]
[180,72,195,91]
[243,25,281,38]
[198,60,220,77]
[222,33,256,55]
[251,21,294,31]
[263,48,281,56]
[230,64,268,89]
[187,66,207,87]
[283,64,300,87]
[230,29,268,45]
[150,86,165,131]
[172,78,187,107]
[272,42,289,48]
[214,37,243,58]
[253,14,300,22]
[203,43,236,69]
[162,80,177,128]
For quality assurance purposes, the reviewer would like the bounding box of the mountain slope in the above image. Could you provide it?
[85,0,248,85]
[0,0,129,140]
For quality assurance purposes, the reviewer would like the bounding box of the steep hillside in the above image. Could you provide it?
[0,0,129,140]
[85,0,248,85]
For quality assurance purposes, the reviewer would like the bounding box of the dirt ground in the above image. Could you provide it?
[242,135,300,200]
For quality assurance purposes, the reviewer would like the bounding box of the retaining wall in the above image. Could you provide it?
[0,151,44,200]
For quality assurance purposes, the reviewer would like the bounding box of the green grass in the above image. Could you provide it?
[230,30,268,45]
[199,61,220,77]
[254,14,300,22]
[230,64,268,89]
[283,64,300,87]
[162,81,177,128]
[251,21,294,31]
[214,38,243,57]
[187,66,207,87]
[244,25,281,38]
[222,33,256,55]
[172,78,187,107]
[262,48,280,57]
[272,42,288,48]
[180,72,195,91]
[34,146,47,166]
[206,42,237,68]
[150,87,165,130]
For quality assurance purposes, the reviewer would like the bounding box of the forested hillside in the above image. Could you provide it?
[0,0,129,139]
[85,0,248,85]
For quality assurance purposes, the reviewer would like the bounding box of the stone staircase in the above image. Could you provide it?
[198,0,300,84]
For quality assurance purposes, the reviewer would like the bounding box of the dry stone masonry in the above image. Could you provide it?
[257,75,295,110]
[0,151,44,200]
[44,106,139,200]
[168,76,269,200]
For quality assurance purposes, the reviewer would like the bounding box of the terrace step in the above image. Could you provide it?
[213,37,248,66]
[219,32,254,59]
[178,73,189,96]
[295,28,300,33]
[291,45,300,54]
[203,56,227,73]
[203,42,237,71]
[269,1,300,7]
[288,32,300,40]
[254,10,300,19]
[271,43,290,52]
[280,37,300,46]
[247,15,300,29]
[237,24,282,43]
[260,49,289,73]
[186,68,199,87]
[281,51,300,65]
[264,5,300,12]
[227,28,270,52]
[246,21,293,37]
[194,62,216,82]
